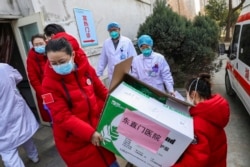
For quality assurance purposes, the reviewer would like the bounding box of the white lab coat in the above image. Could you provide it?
[97,35,137,82]
[0,63,39,152]
[131,52,174,93]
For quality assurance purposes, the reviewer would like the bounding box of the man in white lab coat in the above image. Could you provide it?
[131,35,175,95]
[0,63,39,167]
[97,22,137,85]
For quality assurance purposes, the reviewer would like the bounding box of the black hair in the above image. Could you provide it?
[45,38,72,56]
[31,34,45,45]
[185,73,212,99]
[44,24,65,37]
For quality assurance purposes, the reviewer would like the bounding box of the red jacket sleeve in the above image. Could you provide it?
[27,50,43,96]
[88,66,108,101]
[172,118,210,167]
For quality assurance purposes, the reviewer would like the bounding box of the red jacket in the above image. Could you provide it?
[42,52,115,167]
[172,94,230,167]
[27,48,47,96]
[27,48,51,122]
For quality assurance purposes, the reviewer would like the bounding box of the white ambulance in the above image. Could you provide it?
[221,0,250,115]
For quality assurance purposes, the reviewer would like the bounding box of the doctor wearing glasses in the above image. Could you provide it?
[131,34,175,96]
[97,22,137,85]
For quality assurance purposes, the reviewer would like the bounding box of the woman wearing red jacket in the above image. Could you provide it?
[44,23,86,55]
[172,73,230,167]
[42,38,118,167]
[43,24,92,81]
[26,34,51,122]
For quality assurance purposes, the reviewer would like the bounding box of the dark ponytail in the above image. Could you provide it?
[44,24,65,37]
[45,37,73,55]
[185,73,212,99]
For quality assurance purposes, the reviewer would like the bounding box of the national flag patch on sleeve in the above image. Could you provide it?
[42,93,54,104]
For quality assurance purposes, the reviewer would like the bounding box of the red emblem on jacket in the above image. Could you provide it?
[42,93,54,104]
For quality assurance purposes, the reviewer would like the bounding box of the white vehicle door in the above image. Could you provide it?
[227,25,241,92]
[236,23,250,114]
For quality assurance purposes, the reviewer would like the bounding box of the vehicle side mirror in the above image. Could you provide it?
[218,43,226,55]
[227,43,237,60]
[229,53,237,60]
[232,43,238,53]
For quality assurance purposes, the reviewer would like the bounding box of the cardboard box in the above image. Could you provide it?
[97,57,193,167]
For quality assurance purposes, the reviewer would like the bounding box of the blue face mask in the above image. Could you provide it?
[110,31,119,39]
[141,48,152,57]
[52,59,74,75]
[34,45,46,54]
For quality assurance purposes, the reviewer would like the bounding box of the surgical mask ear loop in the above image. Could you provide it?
[188,78,200,104]
[188,78,200,94]
[194,78,200,93]
[188,79,196,95]
[192,78,200,104]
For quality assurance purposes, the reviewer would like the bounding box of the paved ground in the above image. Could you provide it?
[1,55,250,167]
[213,55,250,167]
[0,125,128,167]
[0,126,65,167]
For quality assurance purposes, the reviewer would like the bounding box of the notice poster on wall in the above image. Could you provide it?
[73,8,98,47]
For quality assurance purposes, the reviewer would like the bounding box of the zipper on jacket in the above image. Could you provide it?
[73,72,91,119]
[66,131,72,139]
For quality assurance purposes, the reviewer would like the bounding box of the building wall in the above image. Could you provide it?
[0,0,34,18]
[167,0,197,20]
[199,0,207,15]
[1,0,154,69]
[167,0,224,19]
[167,0,242,19]
[29,0,154,68]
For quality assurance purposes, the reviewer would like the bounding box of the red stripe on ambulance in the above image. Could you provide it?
[237,12,250,22]
[226,62,250,96]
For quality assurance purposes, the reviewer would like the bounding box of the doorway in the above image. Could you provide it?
[0,23,40,121]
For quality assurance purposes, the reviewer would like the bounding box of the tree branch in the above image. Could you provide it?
[232,0,246,12]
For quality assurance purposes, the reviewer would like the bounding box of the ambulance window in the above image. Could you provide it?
[231,25,240,54]
[239,24,250,66]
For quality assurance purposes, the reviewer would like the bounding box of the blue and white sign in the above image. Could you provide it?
[73,8,98,47]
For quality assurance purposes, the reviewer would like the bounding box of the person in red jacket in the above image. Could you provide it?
[172,73,230,167]
[44,23,86,55]
[43,23,93,78]
[42,38,119,167]
[26,34,51,122]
